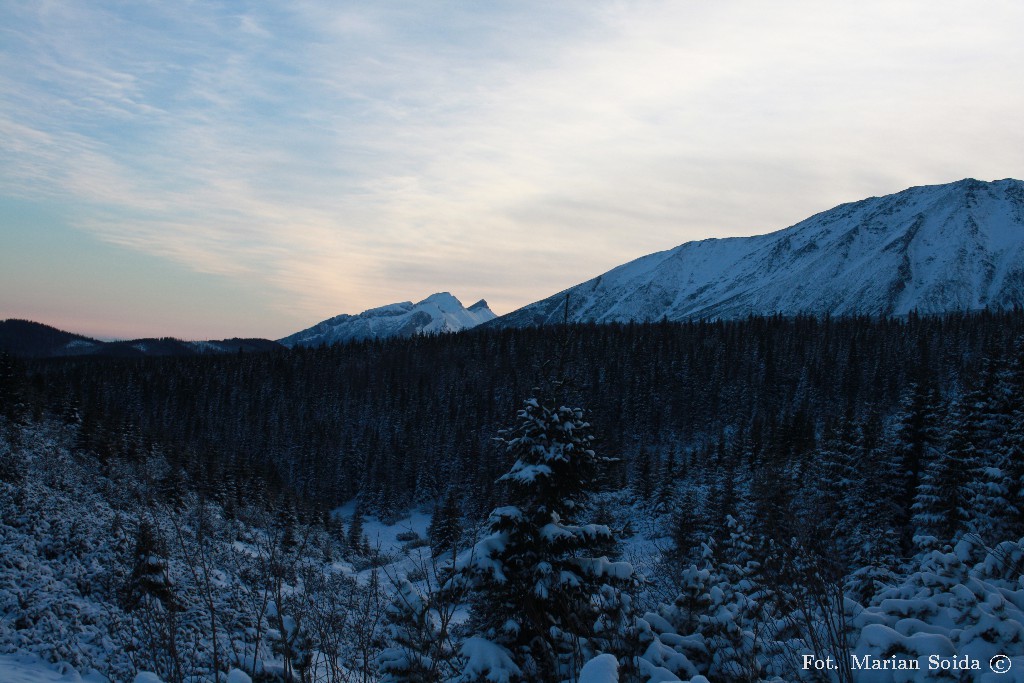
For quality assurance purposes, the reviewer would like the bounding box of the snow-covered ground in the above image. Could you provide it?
[0,418,393,682]
[332,501,432,555]
[5,410,1024,682]
[0,654,104,683]
[0,657,259,683]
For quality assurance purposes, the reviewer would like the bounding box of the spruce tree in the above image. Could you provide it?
[428,490,462,558]
[348,510,367,555]
[455,395,632,682]
[912,397,979,542]
[378,579,440,683]
[964,353,1024,543]
[658,517,773,682]
[972,407,1024,543]
[124,517,177,611]
[0,351,26,423]
[890,382,943,549]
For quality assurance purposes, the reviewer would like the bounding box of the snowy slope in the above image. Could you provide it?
[498,178,1024,326]
[0,655,93,683]
[279,292,496,347]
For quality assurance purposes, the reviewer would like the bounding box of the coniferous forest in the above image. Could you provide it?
[2,311,1024,681]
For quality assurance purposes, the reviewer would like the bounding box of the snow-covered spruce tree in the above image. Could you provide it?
[429,490,463,558]
[650,516,780,682]
[455,395,633,682]
[348,509,368,555]
[124,517,178,611]
[987,424,1024,541]
[912,396,979,543]
[805,417,861,547]
[378,578,449,683]
[123,516,185,682]
[965,352,1024,543]
[698,517,776,682]
[889,381,943,550]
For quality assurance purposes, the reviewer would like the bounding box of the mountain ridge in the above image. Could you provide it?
[278,292,497,347]
[494,178,1024,327]
[0,319,284,359]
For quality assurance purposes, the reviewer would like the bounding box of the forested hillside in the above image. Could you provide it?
[3,311,1024,681]
[27,311,1024,522]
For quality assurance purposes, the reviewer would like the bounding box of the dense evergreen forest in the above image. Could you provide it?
[23,311,1024,520]
[3,310,1024,681]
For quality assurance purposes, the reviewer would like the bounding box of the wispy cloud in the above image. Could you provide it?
[3,0,1023,334]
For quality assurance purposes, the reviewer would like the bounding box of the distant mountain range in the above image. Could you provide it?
[278,292,496,347]
[7,178,1024,357]
[496,178,1024,326]
[1,293,495,358]
[0,319,284,359]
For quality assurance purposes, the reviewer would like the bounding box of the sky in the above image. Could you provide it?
[2,1,1023,341]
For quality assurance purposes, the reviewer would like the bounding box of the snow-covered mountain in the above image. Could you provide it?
[498,178,1024,326]
[279,292,496,347]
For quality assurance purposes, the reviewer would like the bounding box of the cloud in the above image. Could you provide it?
[2,0,1023,330]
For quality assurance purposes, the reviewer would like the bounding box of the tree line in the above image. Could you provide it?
[18,310,1022,518]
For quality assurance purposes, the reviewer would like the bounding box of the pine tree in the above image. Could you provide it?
[455,395,632,682]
